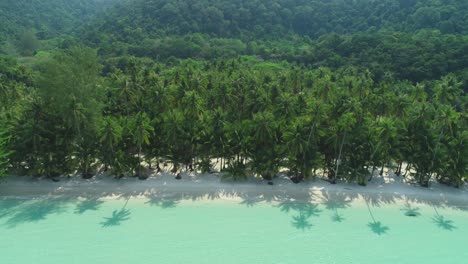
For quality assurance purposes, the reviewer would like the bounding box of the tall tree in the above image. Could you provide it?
[0,129,12,177]
[131,112,154,177]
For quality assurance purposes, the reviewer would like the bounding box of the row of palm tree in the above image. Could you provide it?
[1,48,466,187]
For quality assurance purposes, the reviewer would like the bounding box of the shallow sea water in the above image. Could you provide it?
[0,194,467,264]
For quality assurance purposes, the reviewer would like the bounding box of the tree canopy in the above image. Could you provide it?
[0,0,466,187]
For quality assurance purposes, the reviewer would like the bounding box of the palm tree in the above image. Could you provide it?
[249,111,279,180]
[181,90,205,169]
[131,112,154,177]
[284,118,316,181]
[162,109,186,174]
[406,101,435,186]
[444,131,467,187]
[0,129,12,177]
[0,81,10,109]
[209,107,227,169]
[433,75,462,105]
[64,95,89,176]
[368,116,397,180]
[99,117,123,171]
[331,111,357,184]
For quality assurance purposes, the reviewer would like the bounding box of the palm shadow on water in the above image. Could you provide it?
[4,198,70,228]
[239,196,264,207]
[0,199,27,220]
[100,198,131,228]
[367,221,389,235]
[145,196,179,209]
[365,198,389,236]
[432,207,456,231]
[75,198,104,214]
[400,202,421,217]
[291,213,313,231]
[331,210,345,222]
[277,199,321,231]
[319,191,351,223]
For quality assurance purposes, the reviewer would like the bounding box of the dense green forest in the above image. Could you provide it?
[0,0,466,186]
[0,0,114,41]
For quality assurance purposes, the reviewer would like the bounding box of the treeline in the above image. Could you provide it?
[84,0,468,41]
[5,0,468,44]
[1,48,466,187]
[80,0,468,84]
[94,30,468,84]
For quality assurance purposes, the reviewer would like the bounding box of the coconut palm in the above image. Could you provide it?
[0,129,12,177]
[248,111,280,180]
[99,116,123,171]
[131,112,154,177]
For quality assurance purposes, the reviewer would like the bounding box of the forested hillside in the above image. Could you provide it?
[85,0,468,40]
[0,0,115,41]
[80,0,468,83]
[0,0,466,186]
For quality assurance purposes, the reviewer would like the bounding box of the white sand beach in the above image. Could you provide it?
[1,171,467,209]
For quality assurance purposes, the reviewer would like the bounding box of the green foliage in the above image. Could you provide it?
[84,0,468,41]
[222,161,248,182]
[0,129,12,177]
[1,55,467,186]
[0,0,467,189]
[0,0,116,42]
[70,0,468,83]
[17,31,40,56]
[8,46,103,177]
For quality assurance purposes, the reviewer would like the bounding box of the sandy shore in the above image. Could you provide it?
[0,172,467,209]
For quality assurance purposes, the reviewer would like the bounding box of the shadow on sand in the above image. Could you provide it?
[75,197,104,214]
[1,173,466,232]
[319,191,352,223]
[145,195,179,209]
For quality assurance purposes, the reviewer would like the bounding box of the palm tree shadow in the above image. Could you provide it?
[277,200,321,217]
[320,191,351,211]
[75,198,104,214]
[400,202,421,217]
[239,196,263,207]
[5,199,68,228]
[367,221,389,235]
[100,199,131,227]
[145,196,179,209]
[432,207,456,231]
[277,199,321,231]
[432,215,456,231]
[365,199,389,236]
[291,213,313,231]
[0,199,27,220]
[331,210,345,222]
[319,191,350,223]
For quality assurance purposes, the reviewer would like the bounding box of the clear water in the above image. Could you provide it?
[0,194,467,264]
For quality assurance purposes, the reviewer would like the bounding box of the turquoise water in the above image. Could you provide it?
[0,194,467,264]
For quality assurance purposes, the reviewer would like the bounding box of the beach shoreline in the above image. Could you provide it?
[1,172,467,209]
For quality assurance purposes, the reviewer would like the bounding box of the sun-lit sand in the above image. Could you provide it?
[1,169,467,209]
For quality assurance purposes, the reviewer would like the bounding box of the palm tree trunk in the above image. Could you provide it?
[138,144,142,176]
[333,131,347,184]
[369,165,376,182]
